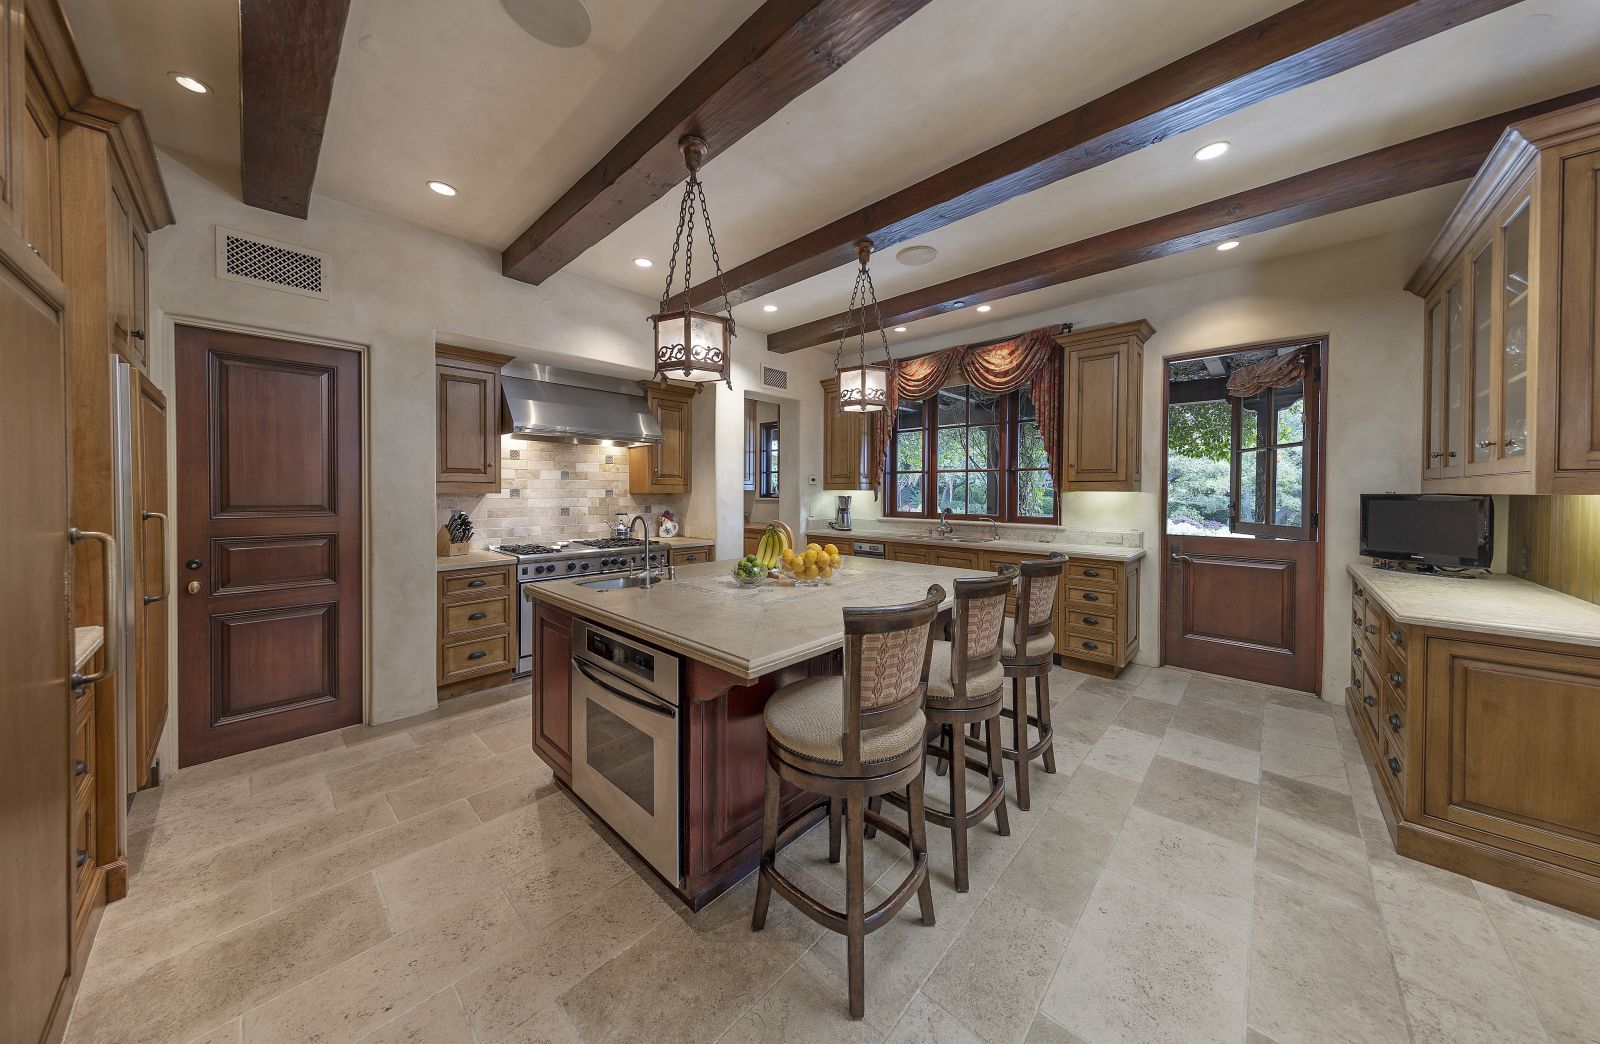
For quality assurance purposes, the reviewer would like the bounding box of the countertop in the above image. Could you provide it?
[1350,563,1600,648]
[806,525,1146,562]
[437,535,718,572]
[528,556,991,680]
[73,626,104,673]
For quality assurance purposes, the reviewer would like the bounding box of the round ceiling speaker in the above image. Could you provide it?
[503,0,593,48]
[896,245,938,267]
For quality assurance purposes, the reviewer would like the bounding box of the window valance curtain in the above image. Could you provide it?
[867,325,1062,496]
[1225,348,1309,398]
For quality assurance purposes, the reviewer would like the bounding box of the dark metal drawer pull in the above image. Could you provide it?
[1363,694,1376,707]
[1082,616,1100,627]
[1387,757,1401,776]
[1353,646,1363,659]
[1353,676,1363,690]
[467,650,487,660]
[1082,568,1100,578]
[1365,623,1377,635]
[468,612,487,621]
[75,849,88,868]
[1081,592,1100,602]
[1389,629,1403,644]
[1082,641,1099,651]
[74,759,87,776]
[1387,672,1403,688]
[467,579,488,588]
[1388,714,1403,731]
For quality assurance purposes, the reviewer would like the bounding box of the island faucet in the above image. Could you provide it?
[986,518,1000,542]
[628,514,657,590]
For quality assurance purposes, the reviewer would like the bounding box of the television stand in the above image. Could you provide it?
[1369,558,1486,579]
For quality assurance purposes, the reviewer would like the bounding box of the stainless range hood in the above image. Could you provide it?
[500,366,662,447]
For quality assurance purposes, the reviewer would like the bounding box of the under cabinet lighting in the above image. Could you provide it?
[633,257,654,268]
[1216,240,1240,251]
[1194,141,1230,161]
[171,72,210,94]
[427,181,458,197]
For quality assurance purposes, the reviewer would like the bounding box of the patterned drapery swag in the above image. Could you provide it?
[1225,348,1309,398]
[867,325,1062,497]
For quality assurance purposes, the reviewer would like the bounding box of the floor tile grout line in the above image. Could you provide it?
[1467,884,1559,1043]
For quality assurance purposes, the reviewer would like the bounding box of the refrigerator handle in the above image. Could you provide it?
[141,511,170,605]
[70,528,121,688]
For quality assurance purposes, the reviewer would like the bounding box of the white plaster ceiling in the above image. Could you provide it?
[61,0,1600,352]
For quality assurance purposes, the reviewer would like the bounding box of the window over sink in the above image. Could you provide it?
[888,385,1057,524]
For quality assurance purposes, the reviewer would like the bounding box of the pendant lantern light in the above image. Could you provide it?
[834,239,891,413]
[649,136,735,388]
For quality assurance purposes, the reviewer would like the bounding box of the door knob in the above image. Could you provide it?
[186,580,202,595]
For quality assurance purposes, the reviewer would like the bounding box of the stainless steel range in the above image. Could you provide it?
[498,538,669,676]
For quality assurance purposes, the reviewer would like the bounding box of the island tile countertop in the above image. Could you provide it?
[1351,563,1600,648]
[437,549,516,572]
[73,625,104,673]
[528,556,992,679]
[806,525,1146,562]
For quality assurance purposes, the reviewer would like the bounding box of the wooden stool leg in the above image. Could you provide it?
[933,722,949,777]
[828,796,842,863]
[1037,671,1057,774]
[864,795,882,840]
[948,723,970,892]
[908,769,936,927]
[845,782,868,1020]
[1012,677,1031,811]
[986,715,1010,837]
[752,762,779,931]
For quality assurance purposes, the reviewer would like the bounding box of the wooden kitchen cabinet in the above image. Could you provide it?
[435,345,513,495]
[1058,321,1150,492]
[532,600,574,781]
[629,382,695,495]
[1407,97,1600,493]
[20,63,58,272]
[436,563,514,697]
[819,376,870,490]
[133,373,167,788]
[0,0,19,234]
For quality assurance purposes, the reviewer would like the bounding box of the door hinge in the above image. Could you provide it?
[1311,511,1320,529]
[1312,365,1322,382]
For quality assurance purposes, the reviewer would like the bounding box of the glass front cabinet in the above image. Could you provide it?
[1408,99,1600,494]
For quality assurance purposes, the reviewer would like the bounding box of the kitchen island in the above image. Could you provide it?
[526,555,994,909]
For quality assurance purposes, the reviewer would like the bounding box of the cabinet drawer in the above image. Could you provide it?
[441,567,511,598]
[442,593,510,638]
[1065,608,1116,638]
[1064,585,1115,610]
[1360,600,1385,659]
[1064,561,1120,588]
[441,633,512,681]
[1385,620,1408,663]
[72,800,96,903]
[1381,648,1409,710]
[71,709,95,805]
[1062,632,1117,663]
[673,549,707,565]
[1381,727,1407,802]
[1380,698,1407,753]
[1355,648,1381,735]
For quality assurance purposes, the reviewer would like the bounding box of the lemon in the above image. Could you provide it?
[823,543,838,557]
[819,565,833,580]
[829,554,842,569]
[805,565,820,579]
[807,542,822,555]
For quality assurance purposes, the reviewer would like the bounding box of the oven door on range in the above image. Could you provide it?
[569,655,680,884]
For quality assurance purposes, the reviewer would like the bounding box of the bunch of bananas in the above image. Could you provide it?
[781,542,843,583]
[752,524,790,569]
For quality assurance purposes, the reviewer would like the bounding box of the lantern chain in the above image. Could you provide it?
[696,180,737,339]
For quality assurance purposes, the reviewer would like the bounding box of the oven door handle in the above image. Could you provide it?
[572,657,676,718]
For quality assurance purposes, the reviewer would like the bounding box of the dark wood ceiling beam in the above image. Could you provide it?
[692,0,1523,308]
[765,85,1600,353]
[240,0,353,219]
[500,0,933,285]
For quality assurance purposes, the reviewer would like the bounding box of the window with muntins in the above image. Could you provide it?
[888,385,1057,523]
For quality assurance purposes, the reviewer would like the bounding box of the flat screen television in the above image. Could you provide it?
[1360,494,1494,568]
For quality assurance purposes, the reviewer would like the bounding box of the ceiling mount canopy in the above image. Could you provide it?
[650,136,736,388]
[834,239,891,413]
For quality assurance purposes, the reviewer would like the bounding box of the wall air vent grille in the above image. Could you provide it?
[215,227,328,299]
[762,366,788,390]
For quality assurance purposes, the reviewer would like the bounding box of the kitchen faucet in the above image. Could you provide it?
[935,505,955,538]
[628,515,658,590]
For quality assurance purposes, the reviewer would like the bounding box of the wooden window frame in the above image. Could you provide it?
[757,420,779,499]
[1229,348,1317,540]
[887,385,1060,525]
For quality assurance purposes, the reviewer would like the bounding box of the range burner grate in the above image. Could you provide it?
[495,543,560,555]
[575,538,647,549]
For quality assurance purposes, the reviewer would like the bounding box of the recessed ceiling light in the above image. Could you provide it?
[1216,240,1240,251]
[427,181,458,197]
[170,72,209,94]
[976,304,992,313]
[762,304,778,312]
[951,300,966,308]
[1194,141,1230,161]
[893,326,907,333]
[896,244,938,267]
[632,257,653,268]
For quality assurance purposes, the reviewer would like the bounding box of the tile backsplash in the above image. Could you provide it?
[439,438,687,546]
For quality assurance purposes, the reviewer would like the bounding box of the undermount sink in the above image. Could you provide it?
[927,531,999,543]
[576,572,669,591]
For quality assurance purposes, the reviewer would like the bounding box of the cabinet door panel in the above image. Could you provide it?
[1557,148,1600,476]
[1443,279,1466,478]
[0,0,19,232]
[436,363,499,493]
[820,378,867,490]
[20,67,57,272]
[654,394,690,489]
[1424,638,1600,869]
[533,604,573,779]
[1500,199,1532,470]
[1467,242,1496,472]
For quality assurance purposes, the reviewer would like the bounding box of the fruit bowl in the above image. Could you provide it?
[778,541,843,586]
[732,573,766,588]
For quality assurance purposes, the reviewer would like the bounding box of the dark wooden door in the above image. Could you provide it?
[1,249,73,1044]
[175,325,363,766]
[135,373,169,785]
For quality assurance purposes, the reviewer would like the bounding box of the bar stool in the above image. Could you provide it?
[875,567,1015,892]
[999,553,1067,810]
[752,584,945,1020]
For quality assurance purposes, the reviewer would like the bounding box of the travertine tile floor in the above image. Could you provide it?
[66,665,1600,1044]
